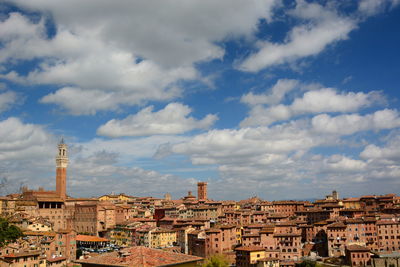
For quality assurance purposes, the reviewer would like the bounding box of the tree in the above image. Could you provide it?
[0,217,24,247]
[202,254,229,267]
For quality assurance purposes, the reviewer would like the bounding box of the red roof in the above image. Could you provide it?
[76,246,203,266]
[235,246,265,252]
[76,234,109,242]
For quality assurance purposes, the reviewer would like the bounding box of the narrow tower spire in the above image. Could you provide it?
[56,139,68,200]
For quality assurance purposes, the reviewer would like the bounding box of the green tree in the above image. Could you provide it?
[202,254,229,267]
[0,217,23,247]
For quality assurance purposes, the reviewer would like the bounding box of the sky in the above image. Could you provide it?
[0,0,399,201]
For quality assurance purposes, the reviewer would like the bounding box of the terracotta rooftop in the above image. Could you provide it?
[267,213,288,218]
[235,246,265,252]
[346,218,364,224]
[76,234,109,242]
[342,197,360,202]
[4,251,41,258]
[346,245,370,252]
[23,231,57,237]
[327,222,346,228]
[47,256,66,263]
[76,246,203,267]
[219,224,236,229]
[376,220,399,225]
[245,224,265,228]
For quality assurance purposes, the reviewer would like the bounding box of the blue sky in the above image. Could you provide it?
[0,0,399,200]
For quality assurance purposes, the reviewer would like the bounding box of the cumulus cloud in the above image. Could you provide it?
[360,133,400,161]
[40,87,181,115]
[239,0,357,72]
[67,150,197,198]
[241,79,299,106]
[358,0,400,16]
[159,121,332,166]
[0,115,197,197]
[241,87,380,127]
[97,103,217,137]
[0,91,18,113]
[1,1,278,114]
[0,117,54,161]
[0,117,57,193]
[324,154,367,172]
[312,109,400,135]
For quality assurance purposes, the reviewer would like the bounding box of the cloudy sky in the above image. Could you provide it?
[0,0,399,200]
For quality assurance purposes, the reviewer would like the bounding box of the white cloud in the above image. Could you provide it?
[0,91,18,113]
[0,117,57,193]
[1,1,278,114]
[324,154,366,172]
[240,88,380,127]
[0,117,54,161]
[0,116,197,197]
[97,103,217,137]
[162,121,330,166]
[312,109,400,135]
[360,133,400,161]
[40,86,181,115]
[241,79,299,106]
[358,0,400,16]
[67,150,197,198]
[239,0,357,72]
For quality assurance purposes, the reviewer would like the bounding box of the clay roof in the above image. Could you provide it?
[76,234,109,242]
[376,220,399,225]
[4,251,41,258]
[260,226,275,234]
[219,224,236,229]
[205,228,220,234]
[23,231,56,237]
[314,221,328,226]
[327,222,346,228]
[273,200,303,205]
[47,256,66,263]
[346,218,364,224]
[76,246,203,266]
[152,228,176,234]
[245,224,265,228]
[342,197,360,202]
[346,245,370,252]
[235,246,265,252]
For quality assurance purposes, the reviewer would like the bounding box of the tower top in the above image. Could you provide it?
[56,140,68,168]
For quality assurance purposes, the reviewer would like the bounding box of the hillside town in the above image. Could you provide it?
[0,142,399,267]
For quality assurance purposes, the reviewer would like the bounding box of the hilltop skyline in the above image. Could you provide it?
[0,0,400,200]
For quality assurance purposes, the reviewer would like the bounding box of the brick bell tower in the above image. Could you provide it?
[56,139,68,200]
[197,182,208,201]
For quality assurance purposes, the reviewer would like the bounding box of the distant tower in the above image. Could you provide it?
[332,190,339,200]
[197,182,208,201]
[56,139,68,200]
[164,193,171,201]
